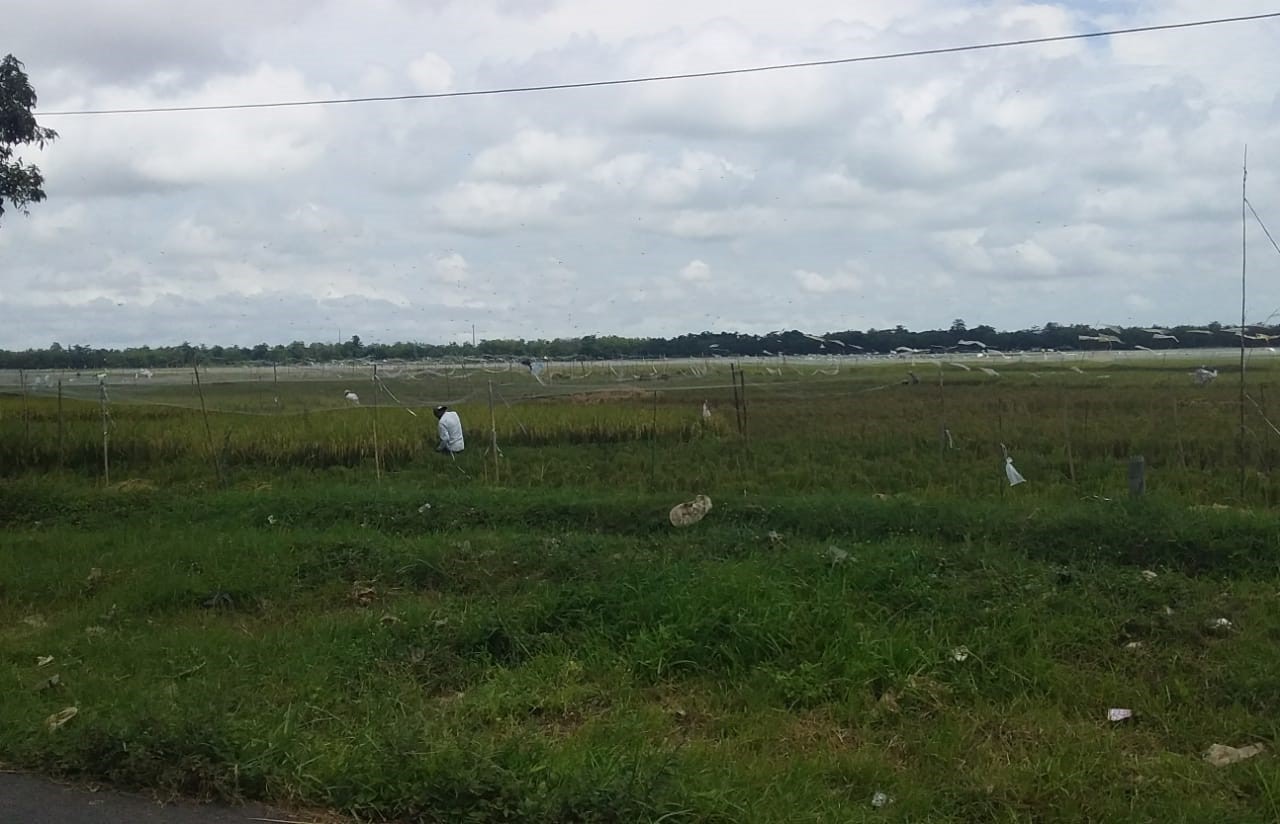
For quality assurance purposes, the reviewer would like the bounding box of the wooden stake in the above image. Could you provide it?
[1173,398,1187,471]
[192,358,225,488]
[98,378,110,486]
[372,364,382,485]
[729,363,743,435]
[650,390,659,488]
[1062,391,1076,486]
[1129,455,1146,498]
[1240,145,1248,500]
[19,369,30,445]
[57,380,64,468]
[488,380,500,485]
[937,364,947,455]
[738,368,749,443]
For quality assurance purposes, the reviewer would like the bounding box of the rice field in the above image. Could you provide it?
[1,356,1278,822]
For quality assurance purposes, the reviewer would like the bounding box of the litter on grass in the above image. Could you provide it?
[33,674,61,692]
[1205,617,1234,633]
[1204,743,1265,767]
[669,495,713,527]
[823,546,850,565]
[36,656,53,668]
[950,646,971,663]
[871,791,893,809]
[46,707,78,731]
[1005,457,1026,486]
[1140,570,1158,581]
[1107,708,1134,722]
[1192,367,1219,387]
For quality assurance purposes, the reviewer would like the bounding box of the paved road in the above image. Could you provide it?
[0,772,333,823]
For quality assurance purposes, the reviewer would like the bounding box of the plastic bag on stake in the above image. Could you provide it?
[1005,456,1026,486]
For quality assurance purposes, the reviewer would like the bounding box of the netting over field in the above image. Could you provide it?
[3,348,1279,504]
[0,347,1259,414]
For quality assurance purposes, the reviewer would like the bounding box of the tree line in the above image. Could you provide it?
[0,321,1261,370]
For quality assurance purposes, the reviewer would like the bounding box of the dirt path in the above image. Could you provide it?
[0,772,340,823]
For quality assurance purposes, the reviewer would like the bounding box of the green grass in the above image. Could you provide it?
[2,361,1279,821]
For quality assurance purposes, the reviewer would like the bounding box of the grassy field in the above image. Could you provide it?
[2,359,1279,821]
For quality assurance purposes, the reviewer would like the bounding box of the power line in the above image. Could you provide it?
[39,11,1280,117]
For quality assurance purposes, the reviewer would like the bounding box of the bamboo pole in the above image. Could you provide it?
[488,380,500,484]
[372,364,382,485]
[650,390,659,488]
[1062,389,1076,486]
[937,363,947,455]
[98,378,110,486]
[57,380,64,468]
[19,369,30,445]
[192,358,225,488]
[730,363,743,436]
[1239,145,1248,500]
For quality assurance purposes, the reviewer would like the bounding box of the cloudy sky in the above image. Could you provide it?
[2,0,1279,348]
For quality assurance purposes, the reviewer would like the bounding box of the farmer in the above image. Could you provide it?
[433,405,465,454]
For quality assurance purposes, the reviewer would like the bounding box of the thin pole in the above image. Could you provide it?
[650,390,658,488]
[57,380,64,468]
[372,364,382,485]
[19,369,29,445]
[730,363,743,435]
[738,368,749,443]
[1062,390,1076,486]
[1173,398,1187,470]
[1240,145,1248,499]
[98,378,110,486]
[997,402,1006,497]
[272,363,279,412]
[192,358,225,488]
[488,380,500,484]
[937,363,947,455]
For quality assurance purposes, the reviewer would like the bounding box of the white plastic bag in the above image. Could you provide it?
[669,495,713,527]
[1005,457,1026,486]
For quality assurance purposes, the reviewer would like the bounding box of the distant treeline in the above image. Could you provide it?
[0,321,1263,370]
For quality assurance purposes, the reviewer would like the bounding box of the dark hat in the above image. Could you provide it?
[433,405,447,417]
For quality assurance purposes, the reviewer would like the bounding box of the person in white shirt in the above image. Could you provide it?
[433,405,465,454]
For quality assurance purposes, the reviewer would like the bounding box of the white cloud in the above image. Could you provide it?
[434,181,567,233]
[472,129,605,184]
[4,0,1280,347]
[433,252,470,283]
[407,52,454,93]
[680,260,712,281]
[792,265,865,294]
[667,207,774,240]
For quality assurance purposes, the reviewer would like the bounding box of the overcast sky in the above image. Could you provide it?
[2,0,1279,348]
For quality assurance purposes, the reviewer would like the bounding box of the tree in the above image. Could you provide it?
[1,55,57,225]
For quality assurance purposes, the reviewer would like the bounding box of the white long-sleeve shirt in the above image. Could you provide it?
[437,410,465,453]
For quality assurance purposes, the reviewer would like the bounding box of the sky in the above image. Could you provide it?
[2,0,1279,349]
